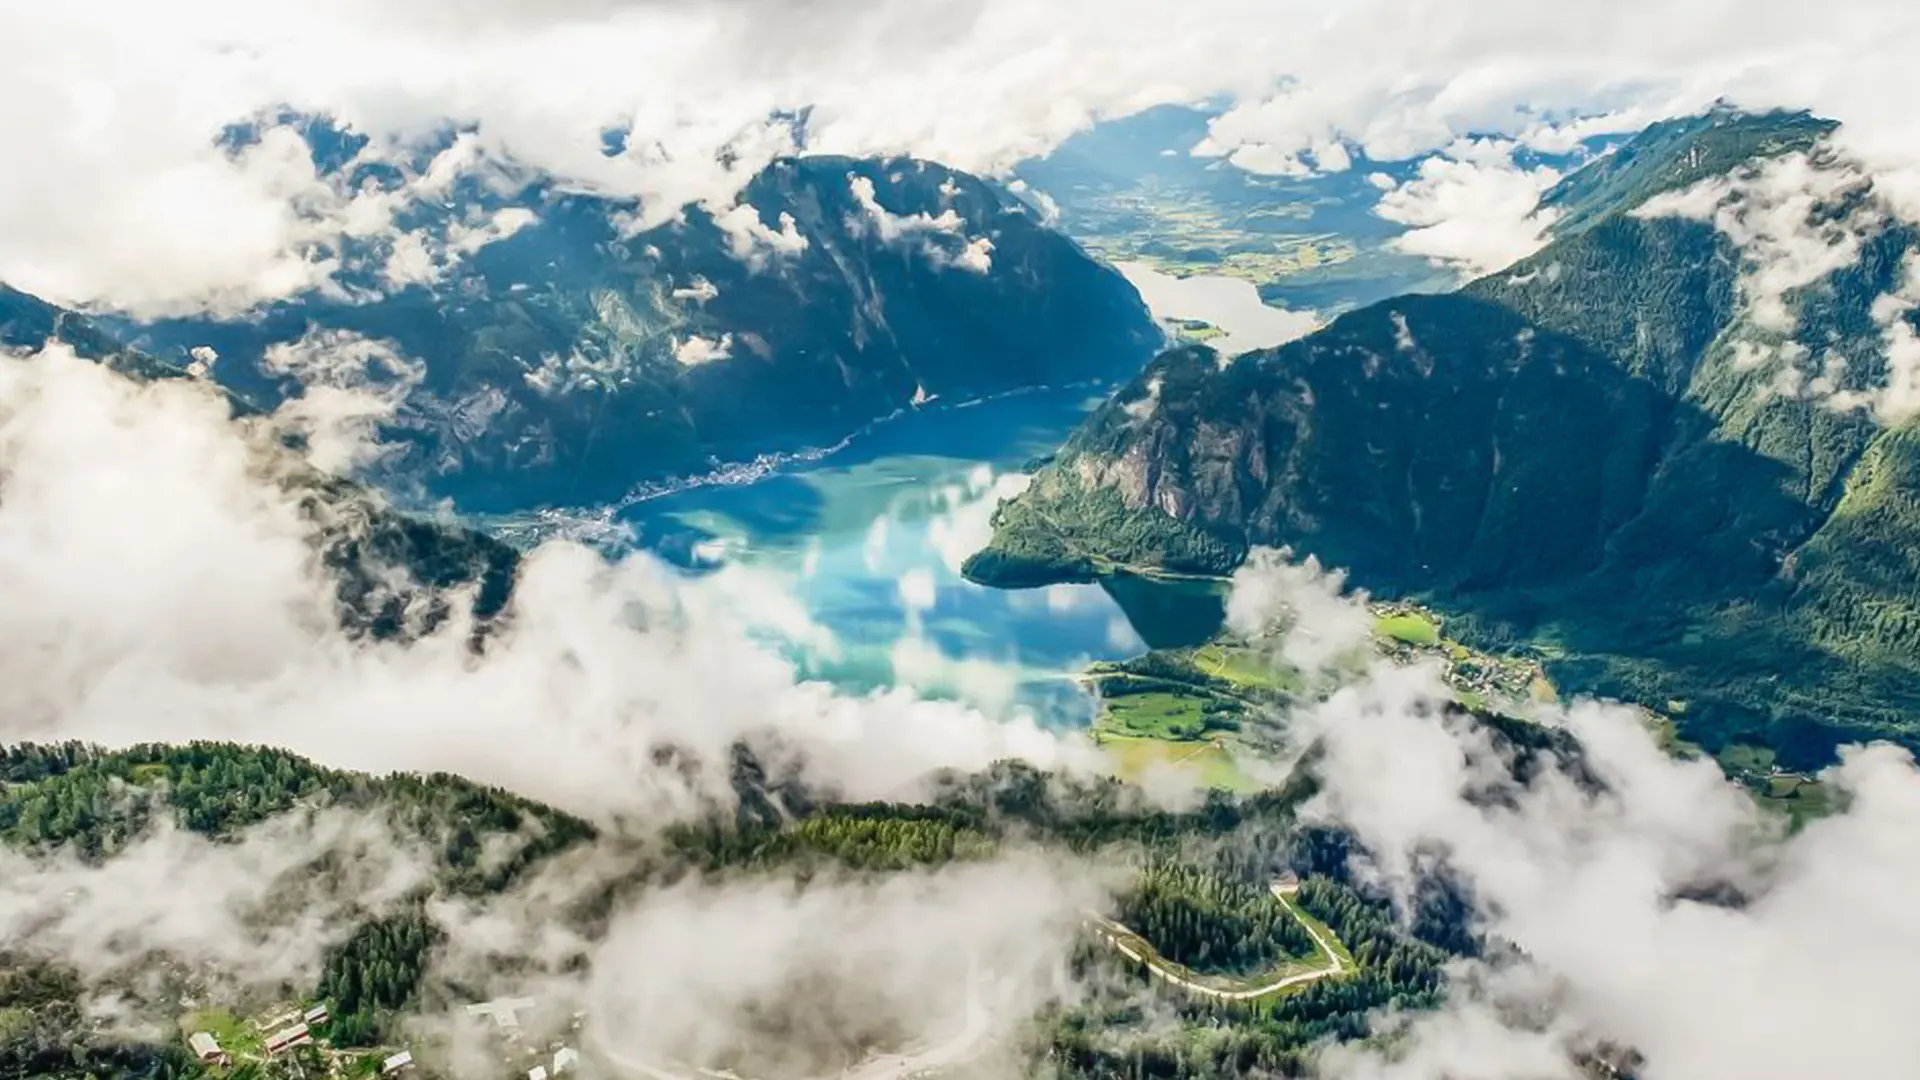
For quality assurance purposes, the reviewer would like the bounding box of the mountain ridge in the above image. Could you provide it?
[98,153,1161,513]
[965,108,1920,763]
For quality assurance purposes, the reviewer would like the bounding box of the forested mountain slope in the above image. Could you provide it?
[0,291,520,637]
[104,153,1160,513]
[967,109,1920,764]
[0,740,1469,1080]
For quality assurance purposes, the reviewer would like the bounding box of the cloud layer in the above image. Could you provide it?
[0,346,1096,825]
[1277,591,1920,1079]
[9,0,1920,316]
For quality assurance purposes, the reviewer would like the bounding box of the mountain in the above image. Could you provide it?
[966,108,1920,765]
[2,283,200,385]
[1,288,519,636]
[106,154,1161,514]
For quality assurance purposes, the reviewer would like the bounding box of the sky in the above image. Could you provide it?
[6,0,1920,316]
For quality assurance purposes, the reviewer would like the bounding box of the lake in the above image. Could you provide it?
[614,385,1228,726]
[1116,263,1320,355]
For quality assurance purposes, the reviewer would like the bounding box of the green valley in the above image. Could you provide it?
[969,107,1920,768]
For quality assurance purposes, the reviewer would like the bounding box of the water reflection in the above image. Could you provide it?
[616,387,1227,724]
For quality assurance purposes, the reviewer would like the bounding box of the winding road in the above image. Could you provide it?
[586,881,1351,1080]
[1087,879,1354,1002]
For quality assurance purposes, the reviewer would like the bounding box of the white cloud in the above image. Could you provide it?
[1122,374,1163,421]
[670,276,720,304]
[897,567,938,611]
[1007,178,1062,225]
[579,854,1103,1077]
[1311,139,1354,173]
[1635,149,1880,333]
[415,846,1113,1080]
[9,0,1920,319]
[384,206,538,290]
[946,235,995,274]
[1293,657,1920,1080]
[1373,138,1563,279]
[848,174,995,273]
[673,333,734,366]
[0,347,1101,826]
[1870,253,1920,422]
[259,328,424,474]
[1224,547,1375,676]
[713,203,810,268]
[924,466,1031,574]
[0,808,429,1001]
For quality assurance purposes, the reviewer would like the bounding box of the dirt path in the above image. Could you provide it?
[1088,879,1353,1002]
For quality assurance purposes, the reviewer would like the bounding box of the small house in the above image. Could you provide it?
[382,1050,415,1075]
[187,1032,228,1065]
[265,1022,312,1055]
[303,1003,330,1026]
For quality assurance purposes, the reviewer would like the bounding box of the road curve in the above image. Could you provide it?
[1088,879,1353,1002]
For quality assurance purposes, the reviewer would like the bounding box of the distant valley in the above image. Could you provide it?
[969,107,1920,767]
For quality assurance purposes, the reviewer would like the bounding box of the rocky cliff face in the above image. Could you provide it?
[969,109,1920,762]
[110,156,1161,513]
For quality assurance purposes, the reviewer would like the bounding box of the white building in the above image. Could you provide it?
[187,1032,226,1065]
[553,1048,580,1075]
[466,997,538,1032]
[265,1022,312,1055]
[382,1050,415,1074]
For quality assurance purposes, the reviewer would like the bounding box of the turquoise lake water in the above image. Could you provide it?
[613,386,1227,725]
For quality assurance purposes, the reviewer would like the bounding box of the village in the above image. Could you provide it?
[1367,601,1554,709]
[181,995,583,1080]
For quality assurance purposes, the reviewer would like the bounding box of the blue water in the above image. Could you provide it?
[613,386,1226,725]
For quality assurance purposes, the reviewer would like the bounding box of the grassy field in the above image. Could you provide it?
[1097,732,1257,792]
[179,1007,262,1057]
[1189,642,1298,692]
[1099,689,1225,741]
[1373,610,1442,646]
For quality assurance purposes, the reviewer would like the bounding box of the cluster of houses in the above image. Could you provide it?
[1370,602,1546,704]
[186,1001,371,1076]
[186,995,583,1079]
[466,996,584,1080]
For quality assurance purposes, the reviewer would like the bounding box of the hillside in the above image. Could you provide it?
[966,108,1920,764]
[0,741,1467,1080]
[0,296,520,638]
[100,154,1160,514]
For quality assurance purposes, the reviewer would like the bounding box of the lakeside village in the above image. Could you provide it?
[1365,601,1550,707]
[1368,602,1826,814]
[182,996,579,1080]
